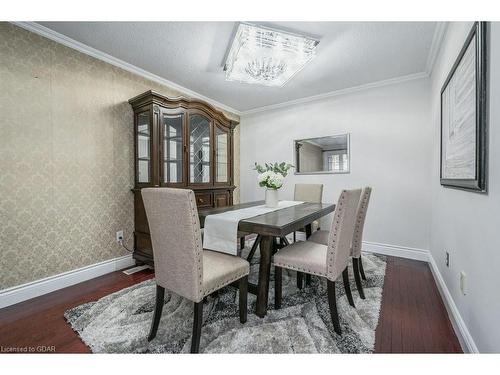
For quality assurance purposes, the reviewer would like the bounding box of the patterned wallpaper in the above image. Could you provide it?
[0,23,240,290]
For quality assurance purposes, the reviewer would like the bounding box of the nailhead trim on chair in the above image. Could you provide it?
[188,190,204,299]
[352,188,371,258]
[274,189,359,283]
[327,190,347,279]
[272,261,328,279]
[202,271,250,297]
[188,190,250,300]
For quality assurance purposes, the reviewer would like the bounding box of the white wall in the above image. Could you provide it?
[429,22,500,353]
[240,79,432,251]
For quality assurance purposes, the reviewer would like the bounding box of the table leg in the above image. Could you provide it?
[256,235,273,318]
[305,224,312,238]
[305,224,312,286]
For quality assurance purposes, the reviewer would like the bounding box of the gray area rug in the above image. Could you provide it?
[65,244,386,353]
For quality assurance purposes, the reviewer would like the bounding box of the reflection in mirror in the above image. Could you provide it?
[295,134,350,174]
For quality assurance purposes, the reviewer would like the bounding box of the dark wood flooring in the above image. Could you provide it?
[374,256,461,353]
[0,256,462,353]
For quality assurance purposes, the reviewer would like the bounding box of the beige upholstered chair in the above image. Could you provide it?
[141,188,250,353]
[293,183,324,238]
[273,189,361,335]
[309,187,372,299]
[291,183,324,288]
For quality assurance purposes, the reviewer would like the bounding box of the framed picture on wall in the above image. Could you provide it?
[440,21,488,192]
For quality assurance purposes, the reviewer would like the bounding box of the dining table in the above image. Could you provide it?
[198,200,336,318]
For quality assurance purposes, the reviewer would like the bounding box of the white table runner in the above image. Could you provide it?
[203,200,304,255]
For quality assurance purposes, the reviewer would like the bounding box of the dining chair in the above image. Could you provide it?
[293,183,324,241]
[141,188,250,353]
[308,187,372,299]
[273,189,361,335]
[292,183,324,288]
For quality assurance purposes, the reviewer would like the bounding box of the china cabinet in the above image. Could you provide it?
[129,91,238,265]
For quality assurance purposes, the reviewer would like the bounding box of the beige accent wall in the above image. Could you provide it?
[0,23,240,290]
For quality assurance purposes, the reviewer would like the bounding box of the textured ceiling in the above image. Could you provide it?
[39,22,438,112]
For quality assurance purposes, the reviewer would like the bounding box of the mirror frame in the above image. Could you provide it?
[294,133,350,175]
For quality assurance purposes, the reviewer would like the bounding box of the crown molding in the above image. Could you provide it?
[11,21,444,119]
[11,21,242,117]
[425,22,448,75]
[241,71,429,116]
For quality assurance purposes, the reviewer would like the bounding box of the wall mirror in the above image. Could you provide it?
[294,134,350,174]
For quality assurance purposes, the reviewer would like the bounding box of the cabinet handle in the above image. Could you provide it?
[198,198,204,203]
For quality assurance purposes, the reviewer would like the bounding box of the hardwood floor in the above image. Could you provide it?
[374,256,462,353]
[0,269,154,354]
[0,256,462,353]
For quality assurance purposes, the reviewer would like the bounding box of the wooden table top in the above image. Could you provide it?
[199,201,336,237]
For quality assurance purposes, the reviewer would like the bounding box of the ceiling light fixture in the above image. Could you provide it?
[224,23,319,87]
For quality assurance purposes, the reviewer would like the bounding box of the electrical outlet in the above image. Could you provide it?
[445,251,450,267]
[116,230,124,244]
[460,271,467,295]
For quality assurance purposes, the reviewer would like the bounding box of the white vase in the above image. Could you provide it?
[265,189,279,208]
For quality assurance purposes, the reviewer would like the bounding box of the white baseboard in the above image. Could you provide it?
[0,254,135,309]
[362,241,430,262]
[294,235,430,262]
[428,255,479,353]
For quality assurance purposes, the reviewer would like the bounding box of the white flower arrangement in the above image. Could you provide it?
[254,162,294,190]
[258,170,284,190]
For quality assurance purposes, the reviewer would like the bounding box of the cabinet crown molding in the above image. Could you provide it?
[129,90,238,128]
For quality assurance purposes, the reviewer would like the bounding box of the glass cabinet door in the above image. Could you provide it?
[215,124,230,184]
[189,114,211,184]
[136,112,150,183]
[162,113,184,184]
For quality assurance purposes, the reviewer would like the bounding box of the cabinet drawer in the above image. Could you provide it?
[195,192,213,208]
[214,191,230,208]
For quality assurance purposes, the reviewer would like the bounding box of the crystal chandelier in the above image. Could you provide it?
[224,23,319,87]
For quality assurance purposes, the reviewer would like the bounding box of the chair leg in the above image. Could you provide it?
[191,301,203,353]
[246,235,261,262]
[359,255,367,280]
[280,236,290,246]
[240,236,245,250]
[297,271,303,290]
[272,237,280,255]
[239,276,248,323]
[327,280,341,335]
[275,266,282,309]
[293,231,296,243]
[305,274,312,286]
[342,267,355,307]
[147,285,165,341]
[352,258,366,299]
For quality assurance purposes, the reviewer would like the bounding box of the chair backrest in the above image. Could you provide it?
[294,184,323,203]
[326,189,362,281]
[141,188,204,303]
[352,187,372,258]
